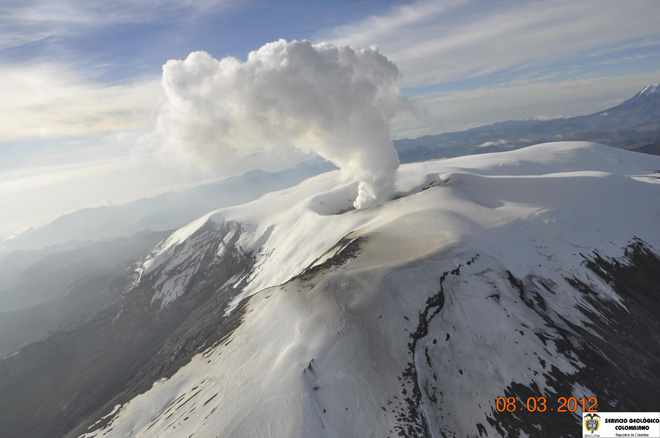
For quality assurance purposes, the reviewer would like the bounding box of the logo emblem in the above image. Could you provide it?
[584,413,600,434]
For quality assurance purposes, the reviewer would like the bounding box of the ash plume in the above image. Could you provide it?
[156,39,413,208]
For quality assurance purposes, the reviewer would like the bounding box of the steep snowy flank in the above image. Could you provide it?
[136,141,659,313]
[638,83,659,96]
[80,142,660,438]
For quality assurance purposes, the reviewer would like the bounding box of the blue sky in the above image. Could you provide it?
[1,0,660,238]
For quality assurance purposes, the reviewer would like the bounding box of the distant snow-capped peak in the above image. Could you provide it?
[638,83,659,96]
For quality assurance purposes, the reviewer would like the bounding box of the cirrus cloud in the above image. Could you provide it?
[321,0,660,88]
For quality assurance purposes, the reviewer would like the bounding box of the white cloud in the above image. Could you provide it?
[477,140,509,148]
[156,40,415,208]
[592,53,659,66]
[0,64,161,141]
[320,0,660,88]
[0,0,237,51]
[588,36,660,58]
[0,160,123,192]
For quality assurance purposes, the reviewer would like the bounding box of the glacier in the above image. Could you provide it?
[76,142,660,438]
[5,142,659,438]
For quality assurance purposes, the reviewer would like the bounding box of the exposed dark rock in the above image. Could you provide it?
[487,240,660,437]
[395,255,479,438]
[295,236,363,282]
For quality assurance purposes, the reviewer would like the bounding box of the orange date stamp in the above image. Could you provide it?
[496,396,598,413]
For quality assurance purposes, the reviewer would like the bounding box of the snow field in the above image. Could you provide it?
[84,142,660,437]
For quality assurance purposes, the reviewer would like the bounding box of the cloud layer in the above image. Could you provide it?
[323,0,660,88]
[0,65,160,141]
[157,39,413,208]
[0,0,234,51]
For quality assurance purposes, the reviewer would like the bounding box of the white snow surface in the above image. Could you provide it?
[639,83,659,95]
[82,142,660,437]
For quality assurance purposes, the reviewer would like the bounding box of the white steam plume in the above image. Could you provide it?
[156,39,414,209]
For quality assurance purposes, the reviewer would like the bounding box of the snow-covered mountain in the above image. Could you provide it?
[638,83,660,96]
[2,142,659,438]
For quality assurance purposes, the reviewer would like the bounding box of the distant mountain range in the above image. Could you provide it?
[0,160,334,255]
[395,83,660,162]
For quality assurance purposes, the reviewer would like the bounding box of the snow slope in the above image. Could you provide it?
[638,83,659,96]
[80,142,660,438]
